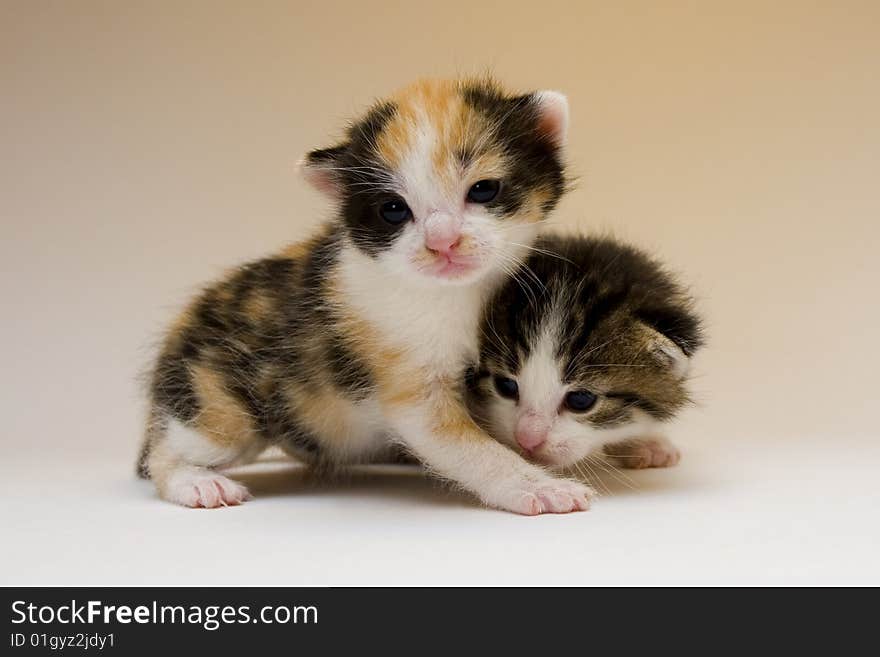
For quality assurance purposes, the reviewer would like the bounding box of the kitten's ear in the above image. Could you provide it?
[532,90,569,149]
[297,143,349,198]
[645,329,692,379]
[637,308,704,379]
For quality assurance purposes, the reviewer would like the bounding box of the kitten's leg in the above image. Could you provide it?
[145,419,257,508]
[387,393,595,515]
[602,436,681,469]
[143,365,263,508]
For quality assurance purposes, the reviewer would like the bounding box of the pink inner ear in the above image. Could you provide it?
[655,339,691,379]
[534,91,569,149]
[297,158,339,198]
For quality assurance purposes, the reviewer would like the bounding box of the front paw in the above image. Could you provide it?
[162,468,252,508]
[488,476,596,515]
[604,437,680,469]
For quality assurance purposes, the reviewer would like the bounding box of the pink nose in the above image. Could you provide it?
[424,214,462,255]
[425,230,461,255]
[515,415,549,452]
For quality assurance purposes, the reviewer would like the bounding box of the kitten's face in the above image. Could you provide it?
[472,318,693,467]
[301,79,568,286]
[469,236,704,468]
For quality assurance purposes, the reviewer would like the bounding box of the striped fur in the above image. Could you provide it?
[468,234,705,471]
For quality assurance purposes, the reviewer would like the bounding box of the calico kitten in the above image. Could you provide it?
[140,78,595,514]
[468,234,704,474]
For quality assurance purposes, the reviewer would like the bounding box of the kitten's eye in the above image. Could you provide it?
[378,198,412,225]
[564,390,597,413]
[467,179,500,203]
[493,376,519,400]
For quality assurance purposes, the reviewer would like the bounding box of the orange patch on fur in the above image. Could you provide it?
[518,185,555,223]
[190,364,258,448]
[352,322,426,408]
[327,278,428,409]
[375,79,501,189]
[429,389,480,438]
[375,80,436,169]
[379,365,426,408]
[279,239,312,262]
[243,291,273,322]
[284,380,357,442]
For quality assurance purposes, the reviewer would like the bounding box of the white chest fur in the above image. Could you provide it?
[335,245,492,377]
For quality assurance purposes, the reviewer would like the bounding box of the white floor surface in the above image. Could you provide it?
[3,436,877,586]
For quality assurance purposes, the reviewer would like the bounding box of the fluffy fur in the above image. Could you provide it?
[468,234,704,471]
[139,78,594,514]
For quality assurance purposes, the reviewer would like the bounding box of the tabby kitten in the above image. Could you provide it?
[140,78,595,514]
[469,234,704,474]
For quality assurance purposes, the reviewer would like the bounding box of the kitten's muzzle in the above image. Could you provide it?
[515,412,550,453]
[423,212,463,256]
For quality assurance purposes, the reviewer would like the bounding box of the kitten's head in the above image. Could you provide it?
[469,235,705,467]
[300,78,568,286]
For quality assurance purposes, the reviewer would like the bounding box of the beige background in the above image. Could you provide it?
[2,1,878,585]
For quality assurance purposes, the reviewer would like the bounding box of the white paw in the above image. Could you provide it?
[163,468,252,508]
[606,437,681,470]
[489,476,596,515]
